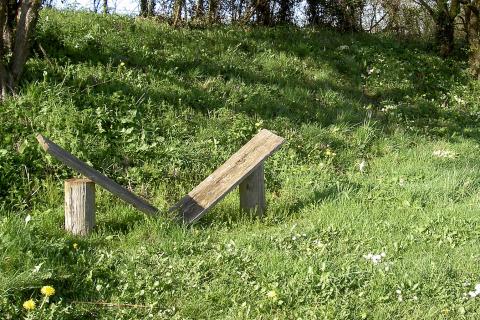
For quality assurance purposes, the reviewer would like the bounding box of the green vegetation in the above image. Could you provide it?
[1,9,480,319]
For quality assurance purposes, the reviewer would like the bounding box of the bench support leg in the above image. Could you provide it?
[239,163,265,216]
[65,179,96,235]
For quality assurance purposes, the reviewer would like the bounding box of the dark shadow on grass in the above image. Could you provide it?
[32,18,476,142]
[192,181,361,228]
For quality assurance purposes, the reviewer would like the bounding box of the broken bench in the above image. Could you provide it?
[36,129,285,233]
[170,129,285,223]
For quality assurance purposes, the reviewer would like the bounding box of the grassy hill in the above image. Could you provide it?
[2,9,480,319]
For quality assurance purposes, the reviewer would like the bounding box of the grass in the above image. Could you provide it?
[1,9,480,319]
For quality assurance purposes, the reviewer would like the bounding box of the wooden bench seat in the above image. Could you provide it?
[170,129,285,223]
[36,134,159,215]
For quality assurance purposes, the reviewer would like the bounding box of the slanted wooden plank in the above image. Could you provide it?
[36,134,159,215]
[171,129,284,224]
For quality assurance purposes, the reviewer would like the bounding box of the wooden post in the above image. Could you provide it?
[239,163,265,216]
[65,179,96,235]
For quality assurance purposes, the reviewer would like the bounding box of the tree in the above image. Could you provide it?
[464,0,480,78]
[337,0,364,31]
[93,0,101,13]
[306,0,321,25]
[277,0,293,23]
[306,0,363,31]
[173,0,185,25]
[195,0,205,18]
[103,0,108,14]
[140,0,155,16]
[255,0,271,25]
[416,0,462,56]
[0,0,41,100]
[208,0,220,23]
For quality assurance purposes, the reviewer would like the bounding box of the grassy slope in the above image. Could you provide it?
[2,9,480,319]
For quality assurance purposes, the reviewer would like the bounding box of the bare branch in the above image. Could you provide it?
[414,0,436,17]
[368,12,387,32]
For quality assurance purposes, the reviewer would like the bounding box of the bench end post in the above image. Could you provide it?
[65,178,96,235]
[239,163,265,216]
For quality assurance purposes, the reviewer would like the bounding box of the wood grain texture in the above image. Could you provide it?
[171,129,284,224]
[239,163,265,216]
[65,179,95,235]
[36,134,159,215]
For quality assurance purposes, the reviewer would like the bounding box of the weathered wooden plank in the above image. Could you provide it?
[171,129,284,223]
[65,178,96,235]
[36,134,159,215]
[239,163,265,216]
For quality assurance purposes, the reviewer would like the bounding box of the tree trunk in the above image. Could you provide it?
[465,5,472,42]
[0,64,11,99]
[417,0,460,57]
[102,0,108,14]
[195,0,204,18]
[337,0,361,31]
[468,2,480,79]
[173,0,184,26]
[0,0,41,100]
[435,9,455,57]
[255,0,271,25]
[208,0,219,23]
[306,0,320,25]
[147,0,155,15]
[277,0,291,23]
[140,0,147,16]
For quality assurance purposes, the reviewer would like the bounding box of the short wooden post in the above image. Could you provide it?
[65,178,96,235]
[239,163,265,216]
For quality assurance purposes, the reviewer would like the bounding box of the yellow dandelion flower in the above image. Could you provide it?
[41,285,55,297]
[23,299,36,311]
[266,290,278,300]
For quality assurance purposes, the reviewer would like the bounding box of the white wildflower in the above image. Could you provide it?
[33,262,44,273]
[25,214,31,224]
[359,159,367,173]
[432,150,457,159]
[466,283,480,298]
[395,289,403,302]
[452,95,465,105]
[363,252,386,265]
